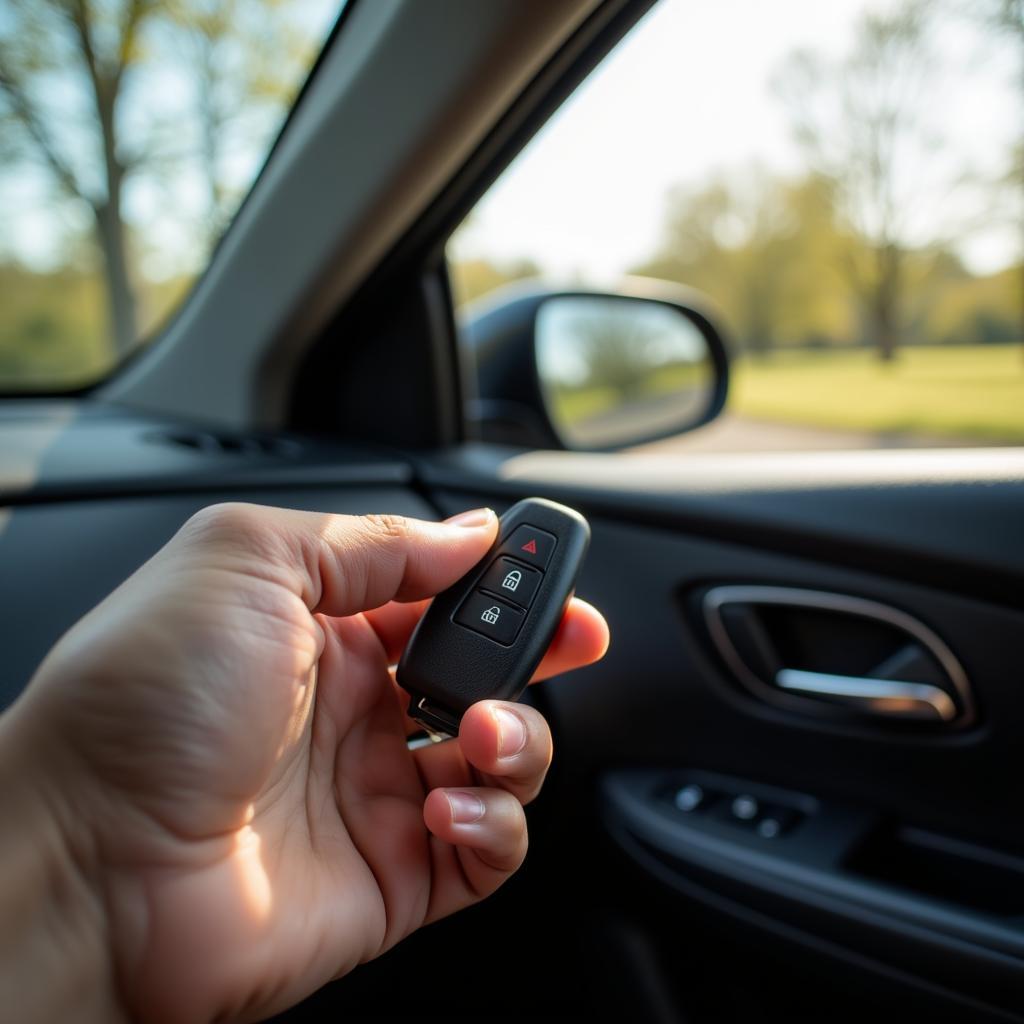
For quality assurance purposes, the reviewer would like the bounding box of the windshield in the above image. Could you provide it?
[0,0,342,391]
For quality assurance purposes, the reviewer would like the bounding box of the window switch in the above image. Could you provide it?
[755,806,800,838]
[674,783,707,813]
[730,794,760,821]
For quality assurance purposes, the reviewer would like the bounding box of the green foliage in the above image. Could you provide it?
[0,247,202,391]
[0,263,108,389]
[546,383,621,428]
[635,169,1023,358]
[449,258,541,308]
[635,172,856,352]
[561,309,667,398]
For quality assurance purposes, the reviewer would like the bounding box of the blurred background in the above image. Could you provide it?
[2,0,1021,450]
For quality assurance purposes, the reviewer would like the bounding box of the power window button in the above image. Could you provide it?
[730,795,760,821]
[674,784,707,812]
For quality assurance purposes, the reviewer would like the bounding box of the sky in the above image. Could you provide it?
[450,0,1022,284]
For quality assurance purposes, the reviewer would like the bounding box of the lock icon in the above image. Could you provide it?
[501,569,522,592]
[481,606,501,625]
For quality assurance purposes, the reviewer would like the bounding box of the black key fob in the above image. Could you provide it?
[397,497,590,738]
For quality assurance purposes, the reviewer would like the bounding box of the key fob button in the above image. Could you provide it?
[397,497,590,736]
[479,557,542,609]
[454,591,527,645]
[499,524,556,570]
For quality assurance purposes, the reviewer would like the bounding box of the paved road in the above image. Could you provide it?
[634,414,984,453]
[570,388,706,447]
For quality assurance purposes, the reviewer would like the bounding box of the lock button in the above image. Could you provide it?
[478,556,542,610]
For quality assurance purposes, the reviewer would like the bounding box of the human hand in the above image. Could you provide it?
[3,504,608,1023]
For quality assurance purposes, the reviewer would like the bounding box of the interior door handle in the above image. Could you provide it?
[701,585,975,728]
[775,668,957,722]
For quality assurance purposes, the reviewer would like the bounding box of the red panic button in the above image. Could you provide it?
[498,525,556,570]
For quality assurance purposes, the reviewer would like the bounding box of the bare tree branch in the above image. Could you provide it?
[0,64,89,203]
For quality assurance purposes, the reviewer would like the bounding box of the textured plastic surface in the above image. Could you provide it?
[397,497,590,723]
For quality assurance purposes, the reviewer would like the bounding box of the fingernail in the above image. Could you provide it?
[444,507,494,528]
[446,790,486,824]
[494,707,528,759]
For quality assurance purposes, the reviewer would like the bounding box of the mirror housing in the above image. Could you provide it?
[460,279,731,450]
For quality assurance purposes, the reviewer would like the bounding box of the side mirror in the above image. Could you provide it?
[460,279,731,450]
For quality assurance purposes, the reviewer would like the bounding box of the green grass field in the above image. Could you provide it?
[730,345,1024,444]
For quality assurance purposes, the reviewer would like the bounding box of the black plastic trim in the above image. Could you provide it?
[417,453,1024,611]
[369,0,659,277]
[0,461,413,508]
[289,0,659,443]
[603,769,1024,1019]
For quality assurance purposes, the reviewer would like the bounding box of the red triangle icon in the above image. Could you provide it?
[521,538,538,554]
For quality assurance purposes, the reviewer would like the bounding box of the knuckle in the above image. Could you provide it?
[184,502,272,550]
[362,513,412,542]
[187,501,250,531]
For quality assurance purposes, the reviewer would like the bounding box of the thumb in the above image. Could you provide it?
[186,503,499,616]
[309,507,499,615]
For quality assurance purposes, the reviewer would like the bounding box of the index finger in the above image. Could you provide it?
[530,597,609,681]
[365,596,609,681]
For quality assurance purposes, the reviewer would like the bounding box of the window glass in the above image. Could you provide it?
[0,0,342,390]
[448,0,1023,450]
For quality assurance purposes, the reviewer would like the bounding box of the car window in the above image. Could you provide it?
[448,0,1023,451]
[0,0,342,392]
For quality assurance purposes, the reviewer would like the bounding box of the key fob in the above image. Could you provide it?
[397,497,590,737]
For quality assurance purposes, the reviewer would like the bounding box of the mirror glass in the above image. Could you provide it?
[535,295,716,448]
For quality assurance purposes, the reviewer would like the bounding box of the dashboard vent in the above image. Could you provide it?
[152,430,301,458]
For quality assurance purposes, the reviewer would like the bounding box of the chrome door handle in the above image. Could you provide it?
[701,585,974,728]
[775,668,957,722]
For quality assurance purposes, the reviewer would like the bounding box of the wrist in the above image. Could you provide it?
[0,704,126,1024]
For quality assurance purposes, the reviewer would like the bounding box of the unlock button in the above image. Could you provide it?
[479,557,542,609]
[454,591,526,645]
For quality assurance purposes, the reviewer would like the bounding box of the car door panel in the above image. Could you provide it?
[419,445,1024,1019]
[3,409,1023,1020]
[427,485,1022,841]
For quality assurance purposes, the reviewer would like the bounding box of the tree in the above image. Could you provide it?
[974,0,1024,56]
[1,1,159,356]
[561,305,666,399]
[967,1,1023,357]
[775,2,946,360]
[166,0,317,241]
[636,174,785,354]
[635,170,851,354]
[0,0,309,358]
